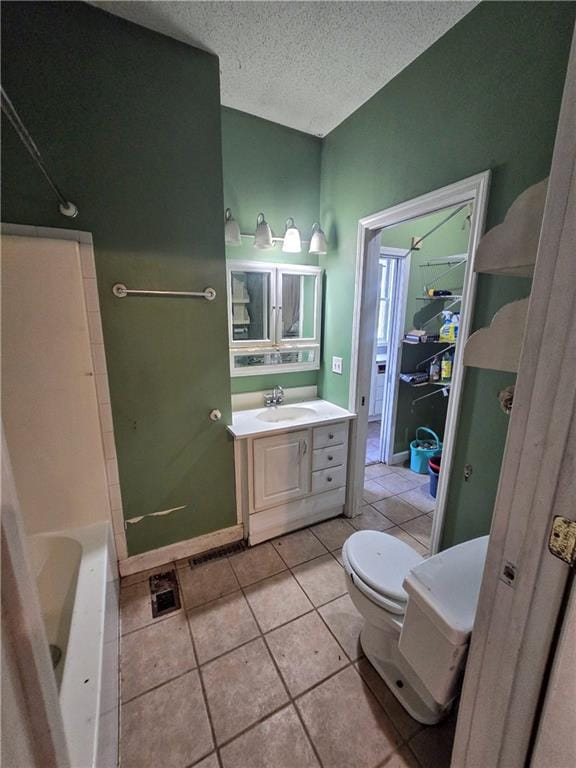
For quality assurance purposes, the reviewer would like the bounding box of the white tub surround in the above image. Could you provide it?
[1,227,127,560]
[229,400,356,545]
[28,522,119,768]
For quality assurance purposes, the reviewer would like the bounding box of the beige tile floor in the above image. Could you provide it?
[119,473,453,768]
[365,420,382,464]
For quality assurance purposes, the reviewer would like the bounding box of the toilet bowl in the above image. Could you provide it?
[343,530,488,725]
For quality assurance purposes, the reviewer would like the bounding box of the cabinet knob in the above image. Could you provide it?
[327,455,333,461]
[327,476,333,483]
[328,433,334,440]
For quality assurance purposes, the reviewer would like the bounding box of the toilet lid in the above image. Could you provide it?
[344,530,424,602]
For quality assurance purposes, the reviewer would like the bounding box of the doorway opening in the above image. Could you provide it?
[349,173,490,554]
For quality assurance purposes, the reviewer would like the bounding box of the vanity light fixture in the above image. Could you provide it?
[223,209,327,254]
[224,208,241,246]
[254,212,275,250]
[309,223,328,255]
[282,217,302,253]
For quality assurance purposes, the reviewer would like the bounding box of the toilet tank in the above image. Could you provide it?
[398,536,489,706]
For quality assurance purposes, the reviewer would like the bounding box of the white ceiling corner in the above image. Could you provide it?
[90,1,478,137]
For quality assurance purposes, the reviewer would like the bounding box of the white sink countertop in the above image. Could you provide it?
[227,399,356,439]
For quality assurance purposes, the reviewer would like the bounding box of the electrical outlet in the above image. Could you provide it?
[332,356,343,375]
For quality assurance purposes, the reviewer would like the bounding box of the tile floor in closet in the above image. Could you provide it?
[119,465,450,768]
[365,420,384,465]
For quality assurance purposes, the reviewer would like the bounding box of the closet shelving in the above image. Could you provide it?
[415,295,462,301]
[401,321,457,405]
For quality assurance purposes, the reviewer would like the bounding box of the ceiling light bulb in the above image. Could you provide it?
[309,223,328,255]
[254,212,274,249]
[282,217,301,253]
[224,208,241,246]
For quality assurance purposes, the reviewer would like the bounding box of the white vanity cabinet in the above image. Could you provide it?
[237,419,350,545]
[253,430,311,510]
[228,399,356,546]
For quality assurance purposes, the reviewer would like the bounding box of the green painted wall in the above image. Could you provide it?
[1,2,236,556]
[380,206,469,454]
[3,0,573,560]
[318,2,575,548]
[221,107,322,395]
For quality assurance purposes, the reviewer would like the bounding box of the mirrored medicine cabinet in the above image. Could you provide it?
[226,260,322,376]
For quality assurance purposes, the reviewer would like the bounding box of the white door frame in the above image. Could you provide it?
[453,27,576,767]
[348,172,490,557]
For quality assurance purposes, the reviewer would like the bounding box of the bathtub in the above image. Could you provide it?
[28,521,119,768]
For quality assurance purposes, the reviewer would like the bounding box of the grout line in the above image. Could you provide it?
[238,573,327,766]
[183,597,222,767]
[120,605,183,637]
[244,595,326,766]
[222,544,372,766]
[121,664,198,706]
[271,541,330,570]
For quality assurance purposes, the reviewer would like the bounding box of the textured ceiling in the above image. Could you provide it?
[91,1,477,136]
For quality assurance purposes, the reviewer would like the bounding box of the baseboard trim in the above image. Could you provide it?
[119,524,244,577]
[390,450,410,466]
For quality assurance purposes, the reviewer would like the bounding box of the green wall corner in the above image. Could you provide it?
[221,107,323,394]
[318,1,575,547]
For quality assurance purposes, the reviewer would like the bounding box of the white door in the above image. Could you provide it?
[253,430,311,510]
[531,577,576,767]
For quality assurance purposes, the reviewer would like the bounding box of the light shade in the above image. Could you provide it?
[309,222,328,255]
[282,217,302,253]
[254,212,274,250]
[224,208,241,246]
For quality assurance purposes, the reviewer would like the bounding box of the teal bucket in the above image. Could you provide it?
[410,427,442,474]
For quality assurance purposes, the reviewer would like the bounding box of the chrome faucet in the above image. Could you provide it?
[264,384,284,407]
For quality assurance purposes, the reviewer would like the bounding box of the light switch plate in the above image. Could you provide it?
[332,356,343,374]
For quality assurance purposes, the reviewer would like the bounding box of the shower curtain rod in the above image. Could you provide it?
[1,87,78,218]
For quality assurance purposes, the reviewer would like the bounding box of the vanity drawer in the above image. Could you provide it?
[313,421,348,450]
[312,444,347,472]
[311,465,347,494]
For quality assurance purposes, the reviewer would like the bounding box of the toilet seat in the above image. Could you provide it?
[342,530,424,614]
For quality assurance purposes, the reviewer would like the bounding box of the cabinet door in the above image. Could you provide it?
[277,268,322,345]
[228,264,275,347]
[253,430,311,510]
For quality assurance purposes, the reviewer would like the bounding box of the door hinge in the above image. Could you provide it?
[361,396,366,407]
[548,515,576,567]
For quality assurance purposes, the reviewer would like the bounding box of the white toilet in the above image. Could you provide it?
[343,530,489,724]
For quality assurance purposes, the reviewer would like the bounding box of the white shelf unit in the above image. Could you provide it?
[474,178,548,277]
[463,179,545,372]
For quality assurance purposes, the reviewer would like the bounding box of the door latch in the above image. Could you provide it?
[548,515,576,566]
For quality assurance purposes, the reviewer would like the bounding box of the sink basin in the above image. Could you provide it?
[256,406,317,423]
